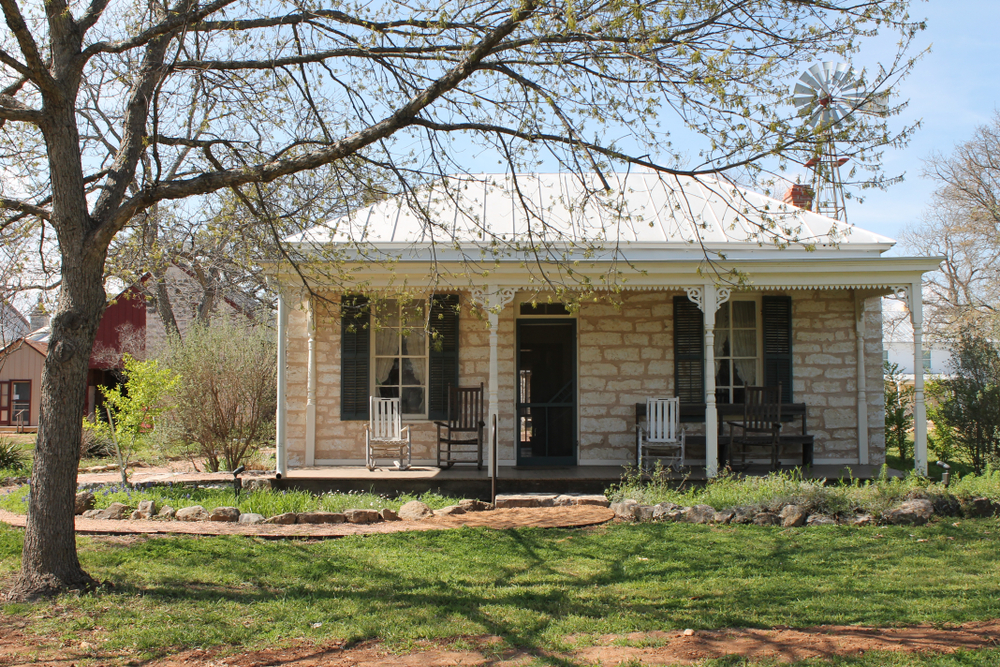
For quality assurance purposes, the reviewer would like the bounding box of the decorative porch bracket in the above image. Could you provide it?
[472,286,517,476]
[886,284,928,475]
[686,285,730,478]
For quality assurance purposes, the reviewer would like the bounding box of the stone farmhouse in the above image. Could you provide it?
[267,172,941,478]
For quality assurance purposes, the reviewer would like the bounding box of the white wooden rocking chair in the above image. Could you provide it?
[365,397,411,471]
[637,396,685,471]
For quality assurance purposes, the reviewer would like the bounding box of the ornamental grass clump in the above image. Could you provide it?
[608,465,1000,520]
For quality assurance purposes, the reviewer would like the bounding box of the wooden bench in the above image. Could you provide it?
[636,402,814,468]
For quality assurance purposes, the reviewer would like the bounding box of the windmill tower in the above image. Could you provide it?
[791,63,884,222]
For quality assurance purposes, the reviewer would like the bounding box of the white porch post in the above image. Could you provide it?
[276,289,289,476]
[855,293,869,465]
[480,286,516,477]
[688,285,728,478]
[305,293,317,467]
[911,282,928,475]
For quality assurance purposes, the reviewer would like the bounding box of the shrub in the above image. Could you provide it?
[80,418,115,459]
[160,319,276,472]
[933,332,1000,473]
[884,361,914,459]
[0,437,26,472]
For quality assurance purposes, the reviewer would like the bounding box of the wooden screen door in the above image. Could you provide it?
[0,382,9,425]
[516,320,577,466]
[10,381,29,427]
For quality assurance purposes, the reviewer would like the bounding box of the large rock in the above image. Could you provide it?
[806,514,836,526]
[685,504,716,524]
[652,502,686,522]
[81,509,102,519]
[611,499,640,521]
[297,511,346,524]
[494,494,557,509]
[176,505,209,522]
[779,504,807,528]
[753,512,781,526]
[75,492,95,515]
[458,499,493,512]
[569,494,611,507]
[209,506,241,522]
[239,513,265,525]
[883,499,934,526]
[963,497,1000,518]
[435,505,467,517]
[712,509,735,525]
[92,502,129,520]
[264,512,298,525]
[136,499,157,520]
[380,508,400,522]
[398,500,433,521]
[635,505,656,522]
[851,513,874,526]
[345,508,382,524]
[158,506,176,519]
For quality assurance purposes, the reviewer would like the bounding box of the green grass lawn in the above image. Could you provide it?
[2,518,1000,665]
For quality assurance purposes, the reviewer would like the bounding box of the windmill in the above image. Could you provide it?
[791,62,885,222]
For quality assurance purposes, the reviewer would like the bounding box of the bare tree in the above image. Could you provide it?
[902,113,1000,339]
[0,0,920,599]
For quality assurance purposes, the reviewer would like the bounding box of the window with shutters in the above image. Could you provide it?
[674,294,792,405]
[372,299,428,417]
[341,294,459,421]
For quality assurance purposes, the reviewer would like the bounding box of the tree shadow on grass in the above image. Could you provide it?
[74,522,1000,664]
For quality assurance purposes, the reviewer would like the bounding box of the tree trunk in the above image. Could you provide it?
[6,100,103,601]
[6,256,106,600]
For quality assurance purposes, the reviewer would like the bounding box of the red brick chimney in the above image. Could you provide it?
[782,184,814,210]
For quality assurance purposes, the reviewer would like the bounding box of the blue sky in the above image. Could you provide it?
[850,0,1000,249]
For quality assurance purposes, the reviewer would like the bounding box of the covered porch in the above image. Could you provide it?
[269,173,941,480]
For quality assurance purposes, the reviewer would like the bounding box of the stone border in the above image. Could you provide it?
[610,495,1000,527]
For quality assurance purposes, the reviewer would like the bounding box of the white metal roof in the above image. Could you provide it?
[286,172,896,261]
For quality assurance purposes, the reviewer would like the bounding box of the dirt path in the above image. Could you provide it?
[0,505,615,538]
[3,621,999,666]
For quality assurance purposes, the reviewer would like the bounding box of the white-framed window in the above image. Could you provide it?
[713,298,760,404]
[372,299,428,417]
[922,349,932,372]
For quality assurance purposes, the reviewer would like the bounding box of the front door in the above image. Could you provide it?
[516,320,576,466]
[10,381,30,427]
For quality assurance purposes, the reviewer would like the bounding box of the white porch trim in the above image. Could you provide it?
[305,293,317,467]
[473,286,517,477]
[276,290,289,476]
[854,291,869,465]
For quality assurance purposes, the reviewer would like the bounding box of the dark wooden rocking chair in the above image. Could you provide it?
[725,383,783,471]
[435,383,485,469]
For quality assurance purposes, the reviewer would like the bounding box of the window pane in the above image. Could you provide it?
[401,387,424,414]
[400,302,425,327]
[401,329,425,355]
[733,330,756,357]
[732,301,756,328]
[375,358,399,386]
[733,358,756,385]
[716,358,731,387]
[714,302,730,329]
[374,328,399,357]
[377,385,399,399]
[400,358,424,385]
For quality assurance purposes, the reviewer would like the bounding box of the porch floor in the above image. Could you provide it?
[274,463,901,498]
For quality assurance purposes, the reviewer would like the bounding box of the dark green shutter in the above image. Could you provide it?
[340,295,370,420]
[762,295,793,403]
[673,295,704,404]
[428,294,460,420]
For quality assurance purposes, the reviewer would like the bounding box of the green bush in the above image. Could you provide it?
[0,436,26,473]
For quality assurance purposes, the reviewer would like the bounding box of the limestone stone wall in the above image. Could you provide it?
[791,290,885,464]
[282,288,885,467]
